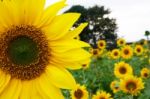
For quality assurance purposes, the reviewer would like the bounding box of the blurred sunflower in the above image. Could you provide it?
[0,0,91,99]
[97,40,106,49]
[120,76,144,96]
[117,38,126,47]
[110,49,120,59]
[71,84,88,99]
[140,68,150,78]
[144,40,148,45]
[134,45,144,55]
[114,61,133,78]
[92,90,113,99]
[121,45,133,59]
[90,48,100,58]
[110,80,120,93]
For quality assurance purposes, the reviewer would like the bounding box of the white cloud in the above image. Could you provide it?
[46,0,150,42]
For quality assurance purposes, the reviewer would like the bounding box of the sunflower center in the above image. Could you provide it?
[93,50,98,55]
[8,36,38,65]
[114,52,118,56]
[99,97,105,99]
[137,48,141,52]
[126,81,137,90]
[0,25,50,80]
[120,41,124,44]
[144,73,148,77]
[124,49,129,55]
[74,89,83,99]
[119,67,126,74]
[100,43,104,47]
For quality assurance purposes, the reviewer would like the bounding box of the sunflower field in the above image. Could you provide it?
[64,37,150,99]
[0,0,149,99]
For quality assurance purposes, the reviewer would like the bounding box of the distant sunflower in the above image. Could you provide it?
[92,90,113,99]
[134,45,144,55]
[97,40,106,49]
[120,76,144,96]
[117,38,126,47]
[0,0,91,99]
[110,49,120,59]
[141,68,150,78]
[144,40,148,45]
[114,61,133,78]
[110,80,120,93]
[121,45,133,59]
[90,48,100,58]
[71,84,89,99]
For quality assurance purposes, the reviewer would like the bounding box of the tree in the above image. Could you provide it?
[65,5,118,50]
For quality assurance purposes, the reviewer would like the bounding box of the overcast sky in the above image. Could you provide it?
[46,0,150,42]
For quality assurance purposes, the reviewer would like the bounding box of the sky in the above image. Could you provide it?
[46,0,150,42]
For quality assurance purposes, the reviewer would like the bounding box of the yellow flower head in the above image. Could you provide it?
[71,84,89,99]
[144,40,148,45]
[90,48,100,58]
[114,61,133,78]
[121,45,133,59]
[92,90,113,99]
[97,40,106,49]
[117,38,126,47]
[110,80,120,93]
[134,45,144,55]
[140,68,150,78]
[110,49,120,59]
[120,76,144,96]
[0,0,91,99]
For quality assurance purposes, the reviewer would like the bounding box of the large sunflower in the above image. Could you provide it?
[114,61,133,78]
[71,84,89,99]
[120,76,144,96]
[121,45,133,59]
[92,90,113,99]
[0,0,91,99]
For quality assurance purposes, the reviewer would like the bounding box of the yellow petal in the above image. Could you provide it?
[0,70,11,94]
[36,74,64,99]
[0,79,21,99]
[43,13,81,40]
[17,0,45,25]
[46,65,76,89]
[50,39,90,52]
[51,48,91,62]
[19,81,33,99]
[63,23,88,39]
[37,0,67,28]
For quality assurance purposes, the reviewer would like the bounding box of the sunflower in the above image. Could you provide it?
[140,68,150,78]
[92,90,113,99]
[71,84,89,99]
[110,80,120,93]
[0,0,91,99]
[110,49,120,59]
[117,38,126,47]
[114,61,133,78]
[121,45,133,59]
[90,48,100,58]
[144,40,148,45]
[120,76,144,96]
[97,40,106,49]
[134,45,144,55]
